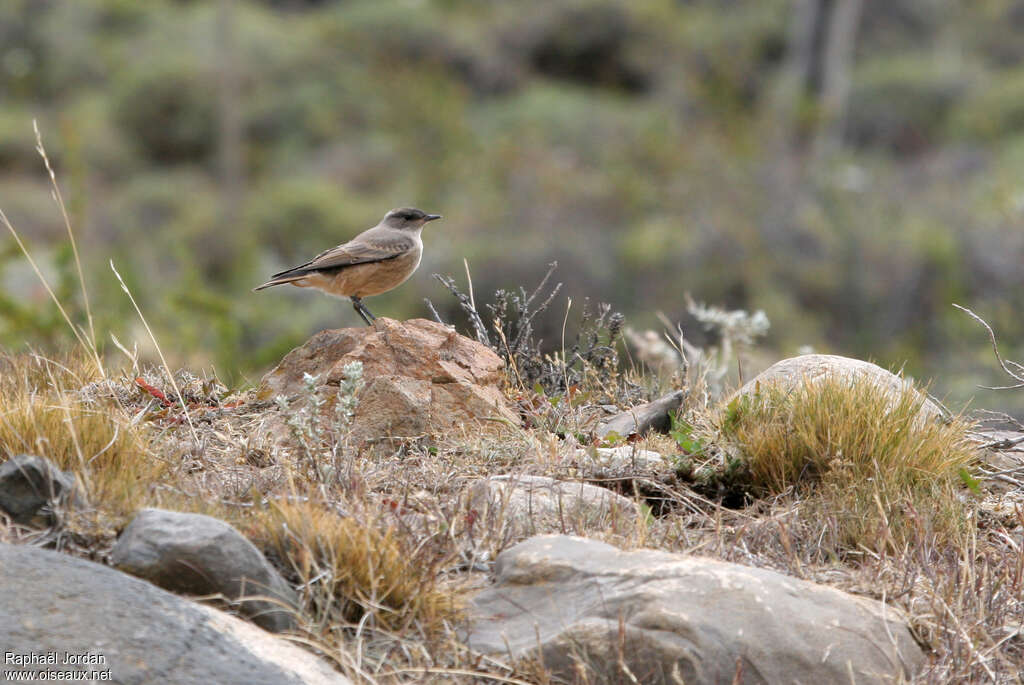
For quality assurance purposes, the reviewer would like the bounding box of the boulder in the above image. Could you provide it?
[571,447,677,506]
[467,535,925,685]
[734,354,946,422]
[596,390,685,440]
[0,454,85,526]
[111,508,298,633]
[0,543,349,685]
[258,318,519,440]
[467,475,638,540]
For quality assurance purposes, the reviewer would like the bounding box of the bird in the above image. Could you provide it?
[254,207,441,325]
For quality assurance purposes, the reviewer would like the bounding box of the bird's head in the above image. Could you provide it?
[382,207,442,230]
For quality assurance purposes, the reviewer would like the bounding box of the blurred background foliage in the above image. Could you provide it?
[0,0,1021,411]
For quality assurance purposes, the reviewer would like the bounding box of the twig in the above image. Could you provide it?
[978,463,1024,478]
[971,409,1024,431]
[433,273,489,346]
[976,434,1024,451]
[422,298,445,325]
[509,263,562,356]
[953,304,1024,388]
[524,260,558,311]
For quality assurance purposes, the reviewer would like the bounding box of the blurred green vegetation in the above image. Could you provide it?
[0,0,1022,412]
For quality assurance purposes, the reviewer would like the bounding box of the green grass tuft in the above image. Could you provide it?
[718,374,977,553]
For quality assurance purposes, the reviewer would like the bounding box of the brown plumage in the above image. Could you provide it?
[254,207,441,325]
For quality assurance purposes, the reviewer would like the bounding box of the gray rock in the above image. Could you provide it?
[111,508,298,633]
[582,445,671,472]
[467,475,638,540]
[0,542,350,685]
[467,535,924,685]
[596,390,685,440]
[0,454,85,525]
[734,354,946,423]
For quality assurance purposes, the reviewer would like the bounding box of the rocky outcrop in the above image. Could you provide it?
[111,508,298,633]
[733,354,946,422]
[259,318,519,440]
[467,535,925,685]
[0,543,349,685]
[0,454,85,526]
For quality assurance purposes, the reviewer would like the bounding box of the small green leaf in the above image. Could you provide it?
[599,431,623,447]
[721,397,746,434]
[637,502,655,527]
[669,413,704,455]
[958,467,981,494]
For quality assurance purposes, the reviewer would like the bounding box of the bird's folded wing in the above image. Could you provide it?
[271,235,415,278]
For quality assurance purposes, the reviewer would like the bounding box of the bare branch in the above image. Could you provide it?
[953,303,1024,388]
[524,261,558,310]
[423,298,446,326]
[433,274,490,346]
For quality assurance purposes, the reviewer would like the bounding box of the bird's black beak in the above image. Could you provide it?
[425,214,442,222]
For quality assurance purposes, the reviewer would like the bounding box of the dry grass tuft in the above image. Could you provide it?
[0,352,162,519]
[718,374,977,553]
[248,497,462,640]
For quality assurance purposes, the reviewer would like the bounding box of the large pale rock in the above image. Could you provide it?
[259,318,519,440]
[467,475,638,539]
[111,508,298,633]
[0,454,85,526]
[581,445,672,473]
[0,543,349,685]
[734,354,946,422]
[467,535,925,685]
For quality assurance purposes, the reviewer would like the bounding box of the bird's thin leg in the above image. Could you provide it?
[351,296,376,326]
[357,298,378,322]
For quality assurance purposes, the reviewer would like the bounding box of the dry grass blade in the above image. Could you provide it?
[109,260,199,444]
[33,120,98,359]
[0,209,96,365]
[0,124,104,379]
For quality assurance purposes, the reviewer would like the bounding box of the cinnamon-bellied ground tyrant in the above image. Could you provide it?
[254,207,441,325]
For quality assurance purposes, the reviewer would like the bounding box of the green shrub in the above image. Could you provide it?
[113,57,217,164]
[846,56,973,155]
[949,68,1024,141]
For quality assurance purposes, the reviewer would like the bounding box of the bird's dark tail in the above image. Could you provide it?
[252,273,306,292]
